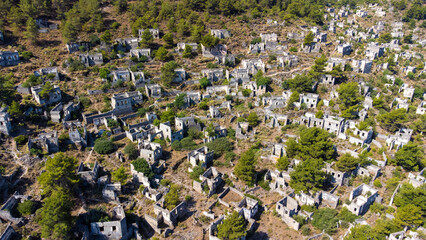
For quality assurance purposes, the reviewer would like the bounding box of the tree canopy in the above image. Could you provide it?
[290,158,326,193]
[377,108,407,133]
[38,152,79,195]
[335,153,359,172]
[286,128,336,162]
[392,142,424,171]
[282,74,314,93]
[160,61,178,87]
[217,211,247,240]
[132,158,154,179]
[234,149,257,185]
[276,156,290,171]
[94,138,115,154]
[38,188,74,239]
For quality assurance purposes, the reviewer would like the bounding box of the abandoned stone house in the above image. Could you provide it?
[142,186,165,202]
[173,68,187,83]
[210,29,231,39]
[241,81,266,97]
[365,43,385,60]
[0,51,20,67]
[28,131,59,154]
[206,85,231,96]
[0,107,12,136]
[34,67,60,81]
[408,168,425,188]
[193,167,223,197]
[77,161,100,185]
[301,42,321,53]
[145,198,187,234]
[217,187,259,221]
[131,70,148,87]
[201,44,228,58]
[111,91,143,115]
[102,183,121,202]
[230,68,250,82]
[209,106,221,118]
[299,93,319,108]
[385,128,412,150]
[203,125,227,143]
[400,85,415,101]
[299,112,345,136]
[351,59,373,74]
[249,42,265,54]
[129,48,151,59]
[0,193,30,225]
[31,84,62,105]
[356,165,381,181]
[320,74,336,85]
[138,28,160,39]
[66,42,90,53]
[201,68,223,82]
[241,59,266,75]
[61,101,79,122]
[295,192,321,207]
[176,42,198,52]
[276,196,301,230]
[184,91,202,107]
[324,162,352,186]
[175,117,201,133]
[115,38,138,52]
[109,68,131,85]
[316,32,327,42]
[343,120,374,145]
[264,170,290,193]
[262,95,287,110]
[145,84,162,98]
[337,44,352,56]
[158,122,183,143]
[215,53,236,66]
[130,163,151,187]
[79,53,103,66]
[416,101,426,115]
[278,54,299,68]
[188,146,214,170]
[271,144,285,159]
[321,191,340,209]
[90,205,129,240]
[326,57,347,71]
[138,140,162,164]
[345,184,380,216]
[236,122,255,140]
[69,125,87,148]
[260,33,278,42]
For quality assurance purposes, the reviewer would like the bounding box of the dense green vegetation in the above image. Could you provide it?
[217,211,247,240]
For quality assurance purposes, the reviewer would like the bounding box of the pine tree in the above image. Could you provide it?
[162,33,174,48]
[8,101,22,119]
[24,17,38,43]
[155,47,168,62]
[217,211,246,240]
[276,156,289,171]
[38,188,73,239]
[182,45,193,58]
[140,29,153,47]
[234,149,256,185]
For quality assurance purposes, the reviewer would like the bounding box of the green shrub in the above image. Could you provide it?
[14,135,28,145]
[94,138,115,154]
[18,200,34,216]
[206,138,233,157]
[132,158,154,179]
